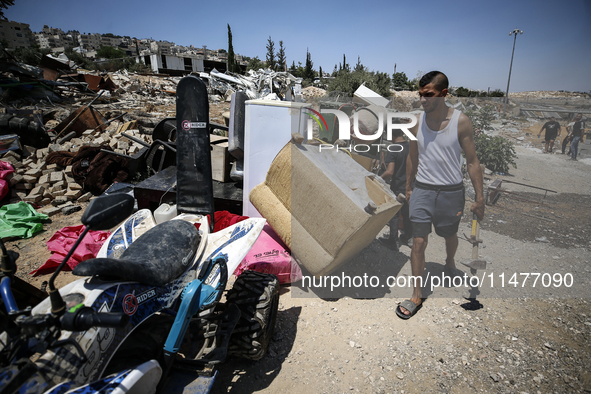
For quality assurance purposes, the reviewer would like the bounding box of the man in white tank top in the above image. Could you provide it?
[396,71,485,319]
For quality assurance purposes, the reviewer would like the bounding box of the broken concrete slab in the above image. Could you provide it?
[49,172,64,183]
[40,206,61,217]
[62,205,82,215]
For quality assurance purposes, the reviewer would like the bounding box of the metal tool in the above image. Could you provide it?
[461,212,489,275]
[459,212,490,310]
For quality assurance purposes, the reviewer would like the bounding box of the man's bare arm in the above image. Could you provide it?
[381,162,395,181]
[405,123,419,201]
[458,113,485,220]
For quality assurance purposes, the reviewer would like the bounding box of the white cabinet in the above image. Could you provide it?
[243,100,307,217]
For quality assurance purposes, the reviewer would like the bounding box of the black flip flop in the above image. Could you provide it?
[396,299,423,320]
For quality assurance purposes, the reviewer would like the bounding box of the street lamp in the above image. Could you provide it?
[503,29,523,115]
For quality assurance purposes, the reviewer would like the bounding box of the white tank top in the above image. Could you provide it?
[416,109,463,186]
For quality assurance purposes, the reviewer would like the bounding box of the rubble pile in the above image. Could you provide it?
[301,86,327,100]
[107,70,179,108]
[0,126,151,216]
[392,90,419,98]
[55,68,303,107]
[203,69,302,101]
[509,91,590,99]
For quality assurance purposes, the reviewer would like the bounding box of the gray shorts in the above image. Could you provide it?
[409,183,465,238]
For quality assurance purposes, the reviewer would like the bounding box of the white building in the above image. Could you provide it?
[138,53,204,74]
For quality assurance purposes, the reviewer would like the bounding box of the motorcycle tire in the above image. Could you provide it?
[226,270,279,361]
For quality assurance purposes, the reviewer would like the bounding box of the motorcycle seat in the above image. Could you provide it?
[73,219,201,286]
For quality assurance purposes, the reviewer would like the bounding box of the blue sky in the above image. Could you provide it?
[5,0,591,93]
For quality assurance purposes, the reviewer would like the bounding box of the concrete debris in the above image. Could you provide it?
[302,86,327,100]
[203,68,302,101]
[2,127,151,208]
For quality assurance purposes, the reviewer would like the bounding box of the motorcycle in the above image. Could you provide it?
[0,192,278,394]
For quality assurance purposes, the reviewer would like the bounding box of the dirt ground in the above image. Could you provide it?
[5,116,591,393]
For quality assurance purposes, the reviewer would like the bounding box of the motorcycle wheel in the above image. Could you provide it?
[226,270,279,360]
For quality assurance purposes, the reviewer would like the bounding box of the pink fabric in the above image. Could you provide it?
[236,224,302,284]
[0,161,14,201]
[30,225,110,276]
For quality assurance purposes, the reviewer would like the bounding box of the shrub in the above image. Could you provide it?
[473,133,517,174]
[327,68,391,97]
[465,105,496,133]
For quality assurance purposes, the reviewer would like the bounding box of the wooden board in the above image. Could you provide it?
[210,134,231,183]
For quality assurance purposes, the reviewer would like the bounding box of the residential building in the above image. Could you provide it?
[80,33,102,50]
[101,34,123,48]
[0,20,34,49]
[150,40,172,55]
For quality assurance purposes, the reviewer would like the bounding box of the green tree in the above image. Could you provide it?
[392,71,410,90]
[96,46,126,59]
[12,46,51,67]
[354,56,364,72]
[65,47,94,69]
[227,24,240,73]
[454,86,471,97]
[0,0,14,19]
[303,48,314,83]
[372,71,391,97]
[265,36,276,71]
[319,66,323,78]
[489,89,505,97]
[328,65,391,97]
[276,40,286,72]
[247,56,265,71]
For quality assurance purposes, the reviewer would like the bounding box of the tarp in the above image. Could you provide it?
[30,225,110,276]
[0,201,48,239]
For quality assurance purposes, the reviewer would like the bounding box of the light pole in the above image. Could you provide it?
[503,29,523,115]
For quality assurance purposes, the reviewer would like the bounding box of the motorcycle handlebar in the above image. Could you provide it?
[61,306,129,332]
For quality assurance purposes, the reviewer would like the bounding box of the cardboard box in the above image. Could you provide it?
[210,135,231,183]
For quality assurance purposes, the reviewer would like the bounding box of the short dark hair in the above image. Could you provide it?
[419,71,449,91]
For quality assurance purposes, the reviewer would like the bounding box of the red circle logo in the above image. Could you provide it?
[181,120,191,130]
[123,294,138,316]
